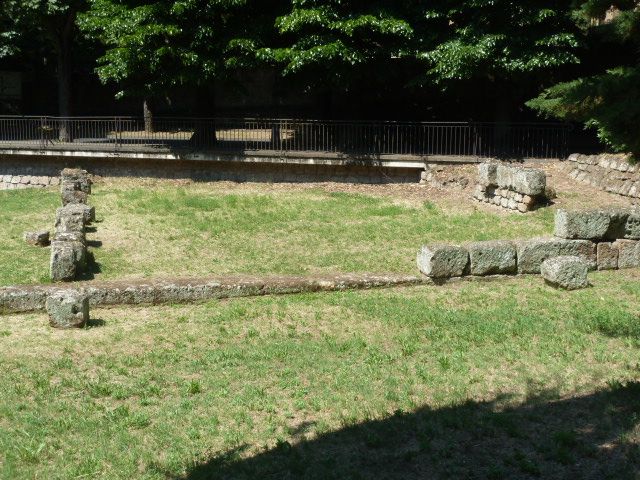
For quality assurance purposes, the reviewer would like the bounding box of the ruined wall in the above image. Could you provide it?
[567,153,639,199]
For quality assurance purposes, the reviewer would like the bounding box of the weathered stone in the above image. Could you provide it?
[53,230,86,245]
[624,212,640,239]
[496,165,514,189]
[55,204,90,232]
[61,189,88,206]
[597,242,619,270]
[512,168,546,196]
[45,290,89,329]
[61,168,92,194]
[417,244,469,278]
[478,162,498,186]
[50,242,79,282]
[24,231,50,247]
[541,256,590,290]
[615,240,640,269]
[554,209,612,240]
[466,240,517,276]
[516,238,596,274]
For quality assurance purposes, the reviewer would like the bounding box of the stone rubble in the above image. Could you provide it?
[473,162,547,212]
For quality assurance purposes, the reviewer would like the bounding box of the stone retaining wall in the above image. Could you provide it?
[1,173,59,190]
[567,153,639,199]
[0,154,420,186]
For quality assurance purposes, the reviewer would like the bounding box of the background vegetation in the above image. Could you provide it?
[1,1,638,154]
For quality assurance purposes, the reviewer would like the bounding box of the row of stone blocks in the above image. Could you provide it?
[417,208,640,281]
[50,169,95,283]
[473,162,547,212]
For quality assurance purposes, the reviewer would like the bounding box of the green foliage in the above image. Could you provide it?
[414,1,579,83]
[0,0,84,57]
[528,2,640,156]
[78,0,277,98]
[260,0,414,89]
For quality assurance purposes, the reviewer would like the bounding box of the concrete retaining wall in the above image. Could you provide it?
[567,153,639,199]
[0,153,421,186]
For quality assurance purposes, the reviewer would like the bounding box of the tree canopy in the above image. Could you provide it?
[528,1,640,155]
[2,0,639,155]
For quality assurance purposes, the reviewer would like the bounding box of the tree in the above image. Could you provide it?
[414,2,579,85]
[528,1,640,156]
[79,0,282,128]
[1,0,85,133]
[260,0,414,113]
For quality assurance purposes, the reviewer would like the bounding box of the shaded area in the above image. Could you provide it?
[181,382,640,480]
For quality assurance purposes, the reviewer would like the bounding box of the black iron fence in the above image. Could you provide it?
[0,116,570,160]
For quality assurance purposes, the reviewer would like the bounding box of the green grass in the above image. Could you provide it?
[0,183,555,285]
[1,273,639,479]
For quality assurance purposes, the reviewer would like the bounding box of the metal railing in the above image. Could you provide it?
[0,116,570,160]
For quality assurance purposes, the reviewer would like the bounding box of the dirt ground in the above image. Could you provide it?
[98,160,637,214]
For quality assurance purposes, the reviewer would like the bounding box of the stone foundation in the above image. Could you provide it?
[567,153,640,200]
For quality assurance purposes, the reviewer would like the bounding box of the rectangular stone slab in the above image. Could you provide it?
[466,240,516,276]
[597,242,619,270]
[554,209,613,240]
[615,239,640,269]
[516,238,596,274]
[417,244,469,278]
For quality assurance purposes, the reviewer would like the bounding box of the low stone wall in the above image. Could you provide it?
[1,173,59,190]
[567,153,639,199]
[417,208,640,280]
[472,162,547,212]
[0,154,421,186]
[0,273,429,314]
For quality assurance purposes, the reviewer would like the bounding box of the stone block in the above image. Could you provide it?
[516,238,596,274]
[61,168,92,194]
[55,204,91,232]
[478,162,498,186]
[61,189,88,206]
[45,290,89,329]
[597,242,618,270]
[615,240,640,269]
[50,242,79,282]
[554,209,613,240]
[53,230,86,245]
[624,212,640,239]
[496,165,514,189]
[417,244,469,278]
[467,240,517,276]
[512,168,546,196]
[541,256,590,290]
[23,231,50,247]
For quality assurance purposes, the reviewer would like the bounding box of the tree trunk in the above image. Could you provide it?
[143,98,154,133]
[56,21,73,142]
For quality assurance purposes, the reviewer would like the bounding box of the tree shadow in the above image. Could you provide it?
[178,382,640,480]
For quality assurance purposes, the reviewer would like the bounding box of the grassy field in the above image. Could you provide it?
[0,182,555,286]
[1,273,639,479]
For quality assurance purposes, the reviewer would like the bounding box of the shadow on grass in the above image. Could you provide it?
[76,251,102,281]
[180,382,640,480]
